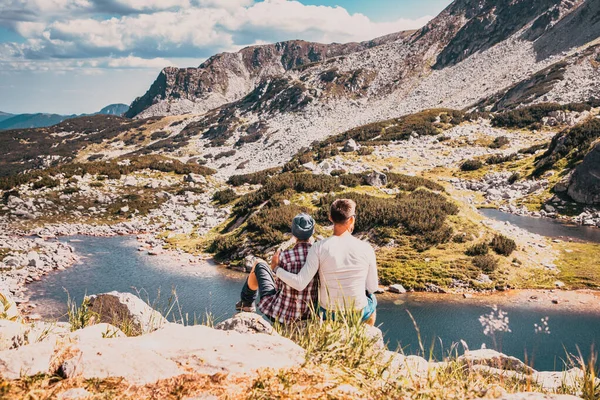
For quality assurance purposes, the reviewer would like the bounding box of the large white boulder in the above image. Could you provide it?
[86,291,168,335]
[59,323,305,385]
[0,341,56,380]
[215,313,275,335]
[0,320,27,350]
[458,349,535,374]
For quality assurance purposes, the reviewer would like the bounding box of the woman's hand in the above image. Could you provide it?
[271,250,281,271]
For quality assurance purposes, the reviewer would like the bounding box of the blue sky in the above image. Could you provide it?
[0,0,451,115]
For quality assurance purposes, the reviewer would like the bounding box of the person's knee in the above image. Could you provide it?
[364,311,376,326]
[254,261,271,276]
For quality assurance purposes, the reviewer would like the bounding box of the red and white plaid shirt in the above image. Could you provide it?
[258,242,318,323]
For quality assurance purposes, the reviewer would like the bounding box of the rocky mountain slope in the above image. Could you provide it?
[125,32,414,119]
[120,0,599,180]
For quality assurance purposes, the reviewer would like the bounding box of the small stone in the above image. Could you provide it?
[388,284,407,294]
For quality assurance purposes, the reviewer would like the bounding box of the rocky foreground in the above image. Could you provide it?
[0,291,596,399]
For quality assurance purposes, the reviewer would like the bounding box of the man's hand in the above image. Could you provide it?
[271,250,281,271]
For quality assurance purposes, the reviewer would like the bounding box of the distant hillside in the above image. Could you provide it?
[0,113,72,131]
[98,104,130,116]
[0,104,130,131]
[0,112,13,123]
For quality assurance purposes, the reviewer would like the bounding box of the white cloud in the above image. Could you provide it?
[105,55,172,68]
[0,0,434,71]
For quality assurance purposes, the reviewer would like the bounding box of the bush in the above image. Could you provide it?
[472,255,499,273]
[227,167,281,187]
[214,150,236,160]
[461,159,484,171]
[508,172,520,185]
[466,242,489,256]
[206,235,240,261]
[534,118,600,176]
[62,187,80,195]
[486,153,518,165]
[212,188,238,205]
[316,189,458,249]
[489,136,510,149]
[151,131,169,140]
[32,176,59,190]
[491,234,517,256]
[492,103,564,129]
[338,174,361,187]
[235,172,341,212]
[386,173,445,192]
[0,155,215,191]
[246,204,308,245]
[358,146,374,156]
[519,143,547,155]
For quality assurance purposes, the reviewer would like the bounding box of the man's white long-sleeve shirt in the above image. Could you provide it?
[276,231,378,311]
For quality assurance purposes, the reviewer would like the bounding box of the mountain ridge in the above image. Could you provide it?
[0,104,130,131]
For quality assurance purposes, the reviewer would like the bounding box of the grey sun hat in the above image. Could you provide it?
[291,213,315,241]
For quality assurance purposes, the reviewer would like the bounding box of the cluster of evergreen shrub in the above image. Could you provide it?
[460,159,484,171]
[490,234,517,256]
[486,153,519,165]
[534,118,600,175]
[386,173,445,192]
[491,102,597,129]
[489,136,510,149]
[0,155,215,191]
[227,167,281,187]
[212,189,239,205]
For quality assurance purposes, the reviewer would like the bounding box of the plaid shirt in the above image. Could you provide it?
[258,242,318,323]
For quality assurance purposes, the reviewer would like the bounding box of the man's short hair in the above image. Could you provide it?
[330,199,356,224]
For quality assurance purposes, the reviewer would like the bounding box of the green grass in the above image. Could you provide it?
[557,243,600,289]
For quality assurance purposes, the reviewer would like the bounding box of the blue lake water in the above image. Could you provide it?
[479,208,600,243]
[26,235,600,372]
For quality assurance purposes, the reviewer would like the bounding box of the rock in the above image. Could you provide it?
[58,388,93,400]
[2,257,20,268]
[365,171,388,187]
[61,323,305,384]
[6,196,23,208]
[458,349,535,374]
[122,176,138,186]
[61,337,185,384]
[27,251,43,268]
[342,139,360,152]
[567,143,600,205]
[69,323,126,341]
[498,394,581,400]
[554,281,565,288]
[364,325,385,350]
[0,341,56,380]
[120,206,130,214]
[0,320,27,350]
[183,212,197,222]
[184,174,207,184]
[86,292,168,335]
[543,204,556,213]
[215,313,275,335]
[533,368,584,391]
[388,284,407,294]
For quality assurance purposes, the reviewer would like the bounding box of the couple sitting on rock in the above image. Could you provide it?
[236,199,379,325]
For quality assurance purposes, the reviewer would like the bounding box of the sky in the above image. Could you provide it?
[0,0,452,115]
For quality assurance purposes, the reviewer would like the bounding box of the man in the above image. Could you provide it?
[274,199,379,325]
[236,213,318,324]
